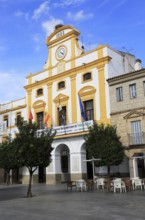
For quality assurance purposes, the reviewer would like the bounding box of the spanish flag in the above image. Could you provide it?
[44,112,50,127]
[29,110,33,121]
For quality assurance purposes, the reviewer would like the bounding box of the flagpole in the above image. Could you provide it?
[78,95,87,132]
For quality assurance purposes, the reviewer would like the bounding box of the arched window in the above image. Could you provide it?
[61,145,69,173]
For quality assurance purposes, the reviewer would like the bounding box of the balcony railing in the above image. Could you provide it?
[37,120,94,136]
[128,132,145,145]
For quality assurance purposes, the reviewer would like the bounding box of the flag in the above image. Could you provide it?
[58,104,65,123]
[29,110,33,121]
[44,112,50,127]
[78,95,87,121]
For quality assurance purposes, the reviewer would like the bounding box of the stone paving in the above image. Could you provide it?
[0,183,145,220]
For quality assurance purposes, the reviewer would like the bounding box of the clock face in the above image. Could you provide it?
[56,46,66,59]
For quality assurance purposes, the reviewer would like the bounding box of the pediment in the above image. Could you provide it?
[78,86,96,97]
[32,100,46,109]
[46,25,80,46]
[124,110,145,119]
[53,93,69,104]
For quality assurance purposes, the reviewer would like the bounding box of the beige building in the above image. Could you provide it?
[108,64,145,178]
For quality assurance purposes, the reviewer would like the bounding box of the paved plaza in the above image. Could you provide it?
[0,183,145,220]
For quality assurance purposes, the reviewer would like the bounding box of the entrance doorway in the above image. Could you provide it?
[137,159,145,178]
[86,151,93,179]
[38,167,46,183]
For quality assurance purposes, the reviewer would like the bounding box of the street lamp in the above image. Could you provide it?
[84,157,101,180]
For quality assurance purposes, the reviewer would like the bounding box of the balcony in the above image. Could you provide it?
[37,120,94,136]
[128,132,145,146]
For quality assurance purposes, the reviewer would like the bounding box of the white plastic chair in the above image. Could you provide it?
[133,179,143,190]
[113,180,126,193]
[76,180,87,192]
[96,178,105,189]
[131,177,140,190]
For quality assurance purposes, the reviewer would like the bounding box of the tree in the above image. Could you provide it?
[0,135,18,185]
[84,123,124,176]
[14,118,55,197]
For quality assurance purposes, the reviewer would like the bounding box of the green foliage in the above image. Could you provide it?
[14,117,56,197]
[14,117,55,171]
[0,135,18,171]
[84,123,124,173]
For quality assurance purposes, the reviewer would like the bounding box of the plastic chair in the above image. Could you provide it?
[76,180,87,192]
[131,177,140,190]
[113,180,126,193]
[134,179,143,190]
[96,178,105,189]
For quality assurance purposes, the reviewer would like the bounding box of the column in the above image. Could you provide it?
[97,64,107,123]
[47,82,52,128]
[70,74,77,123]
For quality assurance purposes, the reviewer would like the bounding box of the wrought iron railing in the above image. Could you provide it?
[128,132,145,145]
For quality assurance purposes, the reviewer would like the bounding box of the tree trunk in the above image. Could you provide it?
[27,170,33,198]
[107,166,110,177]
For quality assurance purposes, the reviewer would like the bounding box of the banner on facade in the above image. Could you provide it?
[54,120,93,135]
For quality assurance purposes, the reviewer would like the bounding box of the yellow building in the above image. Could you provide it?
[0,24,140,184]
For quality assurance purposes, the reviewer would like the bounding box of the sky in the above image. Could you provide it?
[0,0,145,103]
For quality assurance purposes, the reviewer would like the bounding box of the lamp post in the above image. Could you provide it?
[84,157,101,180]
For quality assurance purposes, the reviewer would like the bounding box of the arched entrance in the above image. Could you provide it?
[38,167,46,183]
[132,153,145,178]
[55,144,70,182]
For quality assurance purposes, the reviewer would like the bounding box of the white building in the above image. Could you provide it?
[0,24,139,184]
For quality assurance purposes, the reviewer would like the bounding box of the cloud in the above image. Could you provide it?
[67,10,93,21]
[0,72,25,103]
[42,17,64,36]
[14,9,29,21]
[53,0,86,8]
[32,1,50,20]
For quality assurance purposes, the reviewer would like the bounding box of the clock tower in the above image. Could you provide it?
[45,24,84,75]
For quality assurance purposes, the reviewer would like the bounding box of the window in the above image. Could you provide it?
[116,87,123,102]
[16,112,21,125]
[143,81,145,95]
[37,112,44,129]
[83,72,91,81]
[58,106,66,126]
[37,88,43,96]
[129,84,137,99]
[131,121,142,144]
[4,115,8,127]
[84,100,94,121]
[61,145,69,173]
[58,81,65,89]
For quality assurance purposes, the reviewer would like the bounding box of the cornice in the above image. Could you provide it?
[53,93,69,104]
[79,86,96,97]
[0,104,26,114]
[33,100,46,109]
[24,56,111,91]
[54,130,88,139]
[46,25,80,46]
[110,107,145,116]
[108,68,145,86]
